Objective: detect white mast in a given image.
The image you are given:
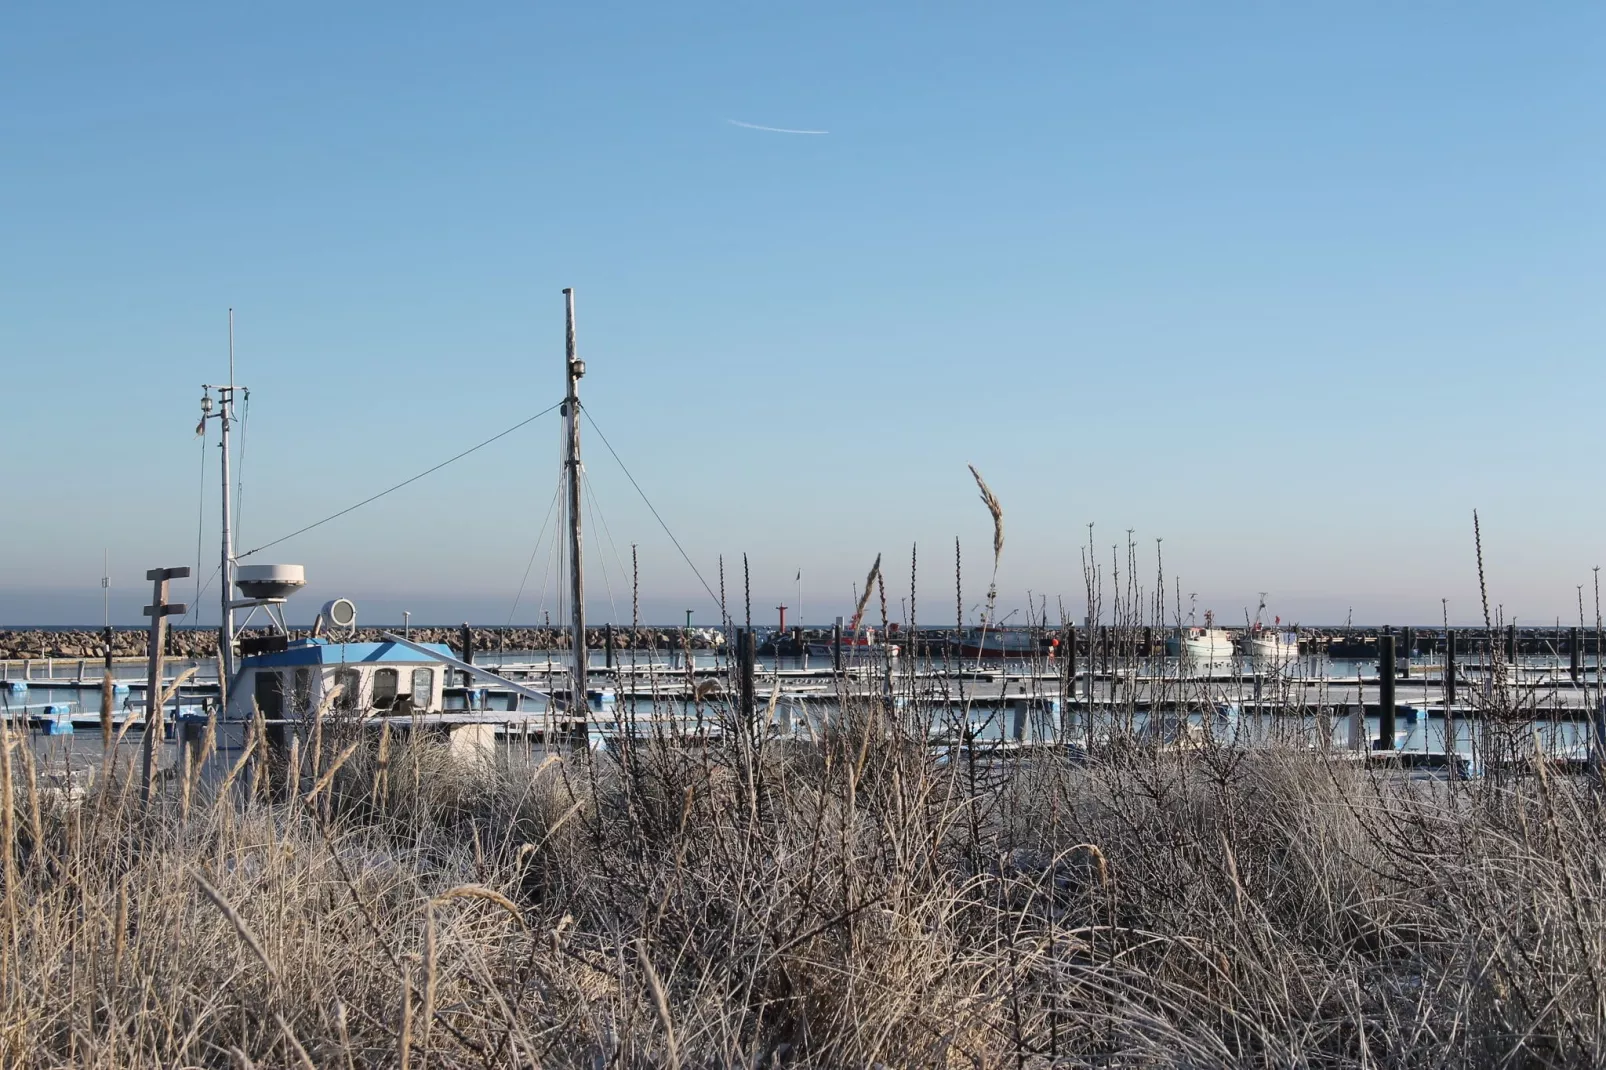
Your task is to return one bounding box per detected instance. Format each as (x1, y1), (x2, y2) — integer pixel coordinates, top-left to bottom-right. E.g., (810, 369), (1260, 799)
(218, 310), (238, 689)
(563, 288), (587, 708)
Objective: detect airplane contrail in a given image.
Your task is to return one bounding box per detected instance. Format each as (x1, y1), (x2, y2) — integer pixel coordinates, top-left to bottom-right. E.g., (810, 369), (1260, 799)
(726, 118), (829, 135)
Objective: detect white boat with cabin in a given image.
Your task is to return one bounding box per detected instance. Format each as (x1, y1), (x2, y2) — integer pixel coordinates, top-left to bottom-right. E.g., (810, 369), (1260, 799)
(204, 292), (612, 739)
(1241, 624), (1298, 665)
(1166, 626), (1236, 664)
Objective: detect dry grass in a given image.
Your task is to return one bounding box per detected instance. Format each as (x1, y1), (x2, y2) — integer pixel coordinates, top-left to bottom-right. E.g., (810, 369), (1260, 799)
(4, 697), (1606, 1068)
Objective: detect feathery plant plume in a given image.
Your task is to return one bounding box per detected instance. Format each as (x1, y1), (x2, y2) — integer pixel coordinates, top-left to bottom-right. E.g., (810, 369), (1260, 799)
(1474, 509), (1492, 631)
(967, 465), (1005, 647)
(967, 464), (1004, 569)
(851, 554), (882, 633)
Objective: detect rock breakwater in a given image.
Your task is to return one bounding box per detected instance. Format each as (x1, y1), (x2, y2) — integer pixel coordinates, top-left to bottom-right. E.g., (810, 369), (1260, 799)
(0, 626), (729, 661)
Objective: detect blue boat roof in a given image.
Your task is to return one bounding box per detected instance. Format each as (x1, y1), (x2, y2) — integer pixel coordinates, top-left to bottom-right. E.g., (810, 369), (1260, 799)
(241, 638), (454, 668)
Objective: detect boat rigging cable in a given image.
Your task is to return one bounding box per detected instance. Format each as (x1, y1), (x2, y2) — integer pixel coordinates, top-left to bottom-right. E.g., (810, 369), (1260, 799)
(505, 455), (566, 625)
(234, 387), (250, 549)
(186, 418), (209, 624)
(236, 400), (563, 560)
(582, 409), (722, 611)
(581, 467), (624, 627)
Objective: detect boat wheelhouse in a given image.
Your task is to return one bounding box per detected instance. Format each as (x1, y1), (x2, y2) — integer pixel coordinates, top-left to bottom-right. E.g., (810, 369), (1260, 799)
(225, 637), (454, 721)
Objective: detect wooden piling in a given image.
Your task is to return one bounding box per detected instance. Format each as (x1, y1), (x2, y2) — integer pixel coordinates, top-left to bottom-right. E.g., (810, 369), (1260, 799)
(1376, 628), (1396, 751)
(1400, 625), (1412, 679)
(1570, 626), (1581, 682)
(101, 624), (114, 749)
(1063, 622), (1076, 696)
(1593, 697), (1606, 780)
(739, 629), (756, 724)
(1444, 629), (1457, 775)
(1444, 628), (1457, 706)
(142, 566), (189, 803)
(832, 621), (843, 673)
(604, 622), (614, 670)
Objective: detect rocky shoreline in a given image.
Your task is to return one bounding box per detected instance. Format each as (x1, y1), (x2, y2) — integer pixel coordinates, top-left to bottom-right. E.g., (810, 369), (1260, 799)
(0, 626), (733, 661)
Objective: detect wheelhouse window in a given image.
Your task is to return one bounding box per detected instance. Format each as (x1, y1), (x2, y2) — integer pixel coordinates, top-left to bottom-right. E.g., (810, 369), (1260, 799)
(372, 668), (399, 710)
(254, 670), (285, 719)
(292, 668), (314, 714)
(333, 668), (362, 712)
(410, 668), (434, 710)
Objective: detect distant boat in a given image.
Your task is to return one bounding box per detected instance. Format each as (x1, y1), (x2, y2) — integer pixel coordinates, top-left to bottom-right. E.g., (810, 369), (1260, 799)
(1240, 623), (1298, 664)
(949, 627), (1059, 659)
(1166, 627), (1235, 663)
(806, 626), (899, 659)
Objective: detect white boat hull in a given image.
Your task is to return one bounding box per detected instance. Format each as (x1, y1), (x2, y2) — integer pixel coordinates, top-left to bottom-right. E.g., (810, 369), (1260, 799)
(1243, 634), (1298, 664)
(1166, 631), (1236, 662)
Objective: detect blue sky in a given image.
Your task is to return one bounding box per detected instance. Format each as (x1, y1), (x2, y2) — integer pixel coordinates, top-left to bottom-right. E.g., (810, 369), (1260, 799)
(2, 2), (1603, 627)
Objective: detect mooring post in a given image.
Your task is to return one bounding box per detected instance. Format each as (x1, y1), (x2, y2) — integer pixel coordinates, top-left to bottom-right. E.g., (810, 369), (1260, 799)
(832, 618), (843, 673)
(604, 622), (614, 671)
(1400, 625), (1413, 680)
(101, 624), (115, 748)
(739, 628), (756, 725)
(1083, 618), (1095, 701)
(1570, 626), (1581, 682)
(1444, 628), (1457, 705)
(1100, 625), (1110, 677)
(1505, 624), (1517, 661)
(1376, 626), (1396, 751)
(142, 566), (190, 803)
(1593, 696), (1606, 781)
(1064, 623), (1076, 697)
(459, 622), (474, 687)
(1443, 629), (1458, 773)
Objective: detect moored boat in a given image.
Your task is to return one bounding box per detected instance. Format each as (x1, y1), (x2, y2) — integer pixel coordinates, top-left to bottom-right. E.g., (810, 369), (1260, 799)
(1166, 626), (1236, 663)
(949, 627), (1059, 659)
(806, 626), (899, 660)
(1240, 623), (1298, 664)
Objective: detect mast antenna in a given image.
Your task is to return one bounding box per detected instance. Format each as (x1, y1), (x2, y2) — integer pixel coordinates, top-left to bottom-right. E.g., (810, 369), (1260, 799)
(563, 288), (587, 711)
(207, 309), (240, 692)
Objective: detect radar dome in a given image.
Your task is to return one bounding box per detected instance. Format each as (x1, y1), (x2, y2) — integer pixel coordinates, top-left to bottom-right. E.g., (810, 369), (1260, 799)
(235, 564), (306, 600)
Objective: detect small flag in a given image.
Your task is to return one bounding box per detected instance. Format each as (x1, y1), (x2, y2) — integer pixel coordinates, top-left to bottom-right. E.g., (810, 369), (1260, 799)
(194, 418), (206, 437)
(795, 570), (801, 582)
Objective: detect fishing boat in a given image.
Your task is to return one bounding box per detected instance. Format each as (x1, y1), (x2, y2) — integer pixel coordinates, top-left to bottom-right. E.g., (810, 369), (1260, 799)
(1166, 612), (1235, 664)
(949, 627), (1059, 659)
(805, 627), (899, 660)
(210, 292), (611, 731)
(805, 613), (899, 659)
(1240, 622), (1298, 665)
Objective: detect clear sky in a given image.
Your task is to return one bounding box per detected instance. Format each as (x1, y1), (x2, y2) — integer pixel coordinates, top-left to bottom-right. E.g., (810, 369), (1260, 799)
(2, 2), (1603, 628)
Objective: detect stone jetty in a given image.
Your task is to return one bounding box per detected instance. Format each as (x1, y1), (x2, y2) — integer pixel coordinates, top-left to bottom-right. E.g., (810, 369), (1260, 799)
(0, 626), (729, 661)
